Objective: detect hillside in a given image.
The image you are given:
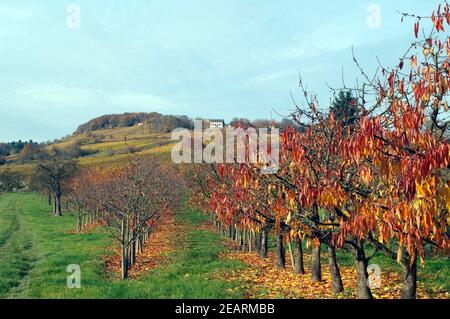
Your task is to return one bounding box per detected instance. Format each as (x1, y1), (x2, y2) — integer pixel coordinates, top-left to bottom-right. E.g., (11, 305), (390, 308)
(0, 122), (179, 175)
(74, 112), (193, 134)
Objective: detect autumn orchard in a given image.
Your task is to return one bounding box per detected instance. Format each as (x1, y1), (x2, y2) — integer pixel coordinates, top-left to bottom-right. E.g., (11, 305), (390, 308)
(2, 2), (446, 300)
(67, 157), (181, 279)
(189, 3), (450, 299)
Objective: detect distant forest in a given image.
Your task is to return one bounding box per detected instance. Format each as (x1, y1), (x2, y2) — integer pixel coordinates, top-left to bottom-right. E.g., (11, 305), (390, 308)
(0, 140), (38, 157)
(74, 112), (303, 135)
(75, 112), (194, 134)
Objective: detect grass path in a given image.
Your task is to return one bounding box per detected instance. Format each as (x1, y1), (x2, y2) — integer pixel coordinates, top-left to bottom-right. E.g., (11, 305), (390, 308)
(0, 197), (35, 297)
(0, 193), (244, 299)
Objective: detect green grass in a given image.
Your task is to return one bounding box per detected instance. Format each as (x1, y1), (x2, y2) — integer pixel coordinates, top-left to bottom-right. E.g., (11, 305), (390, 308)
(276, 235), (449, 295)
(333, 246), (449, 294)
(292, 242), (449, 295)
(0, 192), (447, 299)
(0, 198), (34, 296)
(0, 193), (244, 299)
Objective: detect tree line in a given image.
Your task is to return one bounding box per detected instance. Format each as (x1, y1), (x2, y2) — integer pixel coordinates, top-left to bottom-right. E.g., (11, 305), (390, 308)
(65, 157), (182, 279)
(75, 112), (194, 134)
(23, 152), (182, 279)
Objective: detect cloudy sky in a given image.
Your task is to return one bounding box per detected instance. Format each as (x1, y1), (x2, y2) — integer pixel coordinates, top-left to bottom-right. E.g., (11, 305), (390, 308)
(0, 0), (442, 141)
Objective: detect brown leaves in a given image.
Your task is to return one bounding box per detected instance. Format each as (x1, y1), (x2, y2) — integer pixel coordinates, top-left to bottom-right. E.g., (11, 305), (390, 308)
(414, 20), (420, 38)
(431, 6), (445, 32)
(411, 55), (417, 69)
(388, 70), (395, 93)
(217, 246), (447, 299)
(105, 213), (178, 279)
(360, 166), (372, 187)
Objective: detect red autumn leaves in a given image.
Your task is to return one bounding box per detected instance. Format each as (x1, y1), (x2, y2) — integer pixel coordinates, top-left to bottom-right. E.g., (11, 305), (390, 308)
(191, 3), (450, 299)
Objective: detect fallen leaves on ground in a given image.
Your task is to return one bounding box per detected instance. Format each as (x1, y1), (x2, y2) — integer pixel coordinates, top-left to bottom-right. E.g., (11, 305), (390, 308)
(211, 226), (448, 299)
(105, 213), (179, 279)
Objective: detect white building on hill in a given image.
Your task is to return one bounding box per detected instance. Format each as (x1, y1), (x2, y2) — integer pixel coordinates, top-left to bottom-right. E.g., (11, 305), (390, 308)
(209, 119), (225, 129)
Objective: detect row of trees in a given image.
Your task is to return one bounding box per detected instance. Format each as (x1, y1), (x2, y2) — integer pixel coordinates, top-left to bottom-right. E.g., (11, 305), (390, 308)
(0, 157), (77, 213)
(0, 141), (96, 167)
(28, 153), (182, 279)
(228, 118), (302, 130)
(66, 157), (182, 279)
(0, 170), (24, 192)
(30, 158), (79, 216)
(189, 3), (450, 299)
(0, 140), (38, 157)
(10, 140), (181, 279)
(1, 135), (182, 281)
(0, 140), (42, 165)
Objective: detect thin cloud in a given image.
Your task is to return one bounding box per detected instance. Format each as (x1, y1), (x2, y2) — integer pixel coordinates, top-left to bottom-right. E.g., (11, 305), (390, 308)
(107, 92), (173, 110)
(0, 84), (172, 111)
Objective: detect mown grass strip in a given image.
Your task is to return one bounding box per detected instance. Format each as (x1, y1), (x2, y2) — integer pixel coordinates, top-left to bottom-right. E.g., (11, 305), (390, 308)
(0, 193), (245, 299)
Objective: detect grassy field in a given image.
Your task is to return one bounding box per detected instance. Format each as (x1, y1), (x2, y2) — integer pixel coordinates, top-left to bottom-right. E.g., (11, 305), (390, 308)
(0, 193), (447, 299)
(0, 193), (244, 299)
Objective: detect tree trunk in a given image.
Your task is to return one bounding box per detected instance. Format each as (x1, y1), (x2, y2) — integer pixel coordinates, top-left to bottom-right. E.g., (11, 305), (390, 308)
(259, 228), (269, 258)
(121, 218), (129, 280)
(401, 252), (417, 299)
(293, 234), (305, 274)
(48, 193), (52, 205)
(121, 243), (129, 279)
(136, 235), (141, 254)
(287, 237), (295, 271)
(54, 193), (62, 216)
(328, 244), (344, 293)
(276, 232), (286, 268)
(353, 241), (373, 299)
(311, 243), (322, 282)
(310, 203), (321, 281)
(138, 234), (144, 254)
(255, 230), (261, 253)
(130, 236), (136, 266)
(77, 215), (82, 233)
(355, 258), (372, 299)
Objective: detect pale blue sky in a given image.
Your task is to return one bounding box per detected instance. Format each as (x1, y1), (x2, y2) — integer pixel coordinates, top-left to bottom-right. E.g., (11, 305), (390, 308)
(0, 0), (442, 142)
